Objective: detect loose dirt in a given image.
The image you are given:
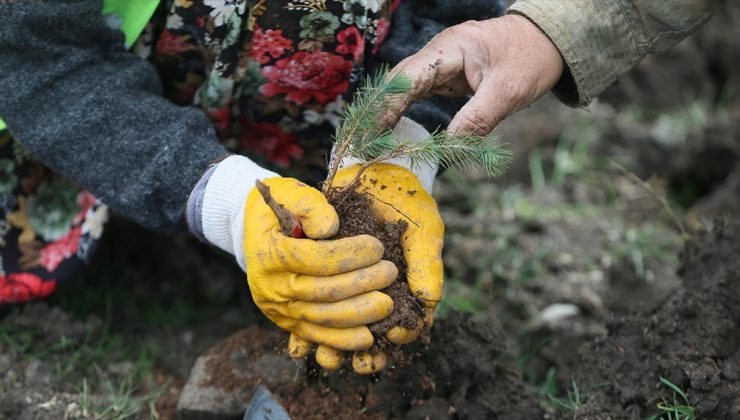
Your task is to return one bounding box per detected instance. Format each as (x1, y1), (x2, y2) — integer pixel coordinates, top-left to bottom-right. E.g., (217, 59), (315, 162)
(262, 312), (542, 419)
(566, 219), (740, 418)
(188, 220), (739, 419)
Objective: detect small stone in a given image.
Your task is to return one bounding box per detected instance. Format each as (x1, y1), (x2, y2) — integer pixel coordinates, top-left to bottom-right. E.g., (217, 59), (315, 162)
(24, 360), (54, 387)
(557, 252), (574, 266)
(252, 354), (299, 389)
(64, 402), (83, 419)
(181, 330), (195, 346)
(177, 328), (300, 420)
(37, 396), (58, 410)
(0, 355), (12, 373)
(538, 303), (580, 327)
(177, 354), (252, 420)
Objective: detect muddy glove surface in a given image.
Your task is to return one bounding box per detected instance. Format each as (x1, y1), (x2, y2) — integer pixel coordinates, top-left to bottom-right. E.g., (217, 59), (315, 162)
(333, 162), (445, 373)
(244, 177), (397, 352)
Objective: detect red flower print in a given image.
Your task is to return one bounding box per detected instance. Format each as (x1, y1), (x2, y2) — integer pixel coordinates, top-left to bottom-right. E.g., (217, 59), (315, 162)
(391, 0), (401, 12)
(0, 273), (57, 304)
(156, 28), (193, 56)
(73, 191), (97, 225)
(373, 18), (390, 54)
(40, 226), (82, 272)
(207, 107), (232, 132)
(336, 26), (365, 61)
(240, 122), (303, 167)
(249, 25), (293, 65)
(260, 51), (353, 105)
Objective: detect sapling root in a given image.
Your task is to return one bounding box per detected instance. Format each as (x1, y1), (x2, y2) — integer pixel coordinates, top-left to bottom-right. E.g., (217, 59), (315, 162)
(255, 180), (304, 238)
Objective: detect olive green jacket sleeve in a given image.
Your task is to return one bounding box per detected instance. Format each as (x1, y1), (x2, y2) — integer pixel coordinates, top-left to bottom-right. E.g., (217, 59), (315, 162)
(507, 0), (726, 106)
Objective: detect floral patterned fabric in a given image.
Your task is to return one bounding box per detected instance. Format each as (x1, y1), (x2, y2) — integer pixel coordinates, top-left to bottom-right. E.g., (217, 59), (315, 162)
(0, 131), (108, 303)
(0, 0), (396, 304)
(153, 0), (397, 184)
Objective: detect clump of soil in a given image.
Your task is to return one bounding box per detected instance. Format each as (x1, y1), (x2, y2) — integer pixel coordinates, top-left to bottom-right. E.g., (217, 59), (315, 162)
(568, 219), (740, 418)
(328, 187), (426, 355)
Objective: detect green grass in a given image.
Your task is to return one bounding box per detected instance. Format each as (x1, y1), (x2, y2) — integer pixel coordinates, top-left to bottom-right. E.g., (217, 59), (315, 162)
(545, 377), (585, 412)
(79, 371), (168, 420)
(0, 318), (162, 419)
(516, 335), (549, 381)
(645, 376), (695, 420)
(438, 220), (550, 317)
(539, 371), (610, 414)
(612, 224), (681, 278)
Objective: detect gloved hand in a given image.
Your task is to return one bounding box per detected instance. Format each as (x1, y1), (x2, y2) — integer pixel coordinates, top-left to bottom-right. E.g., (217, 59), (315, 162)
(331, 162), (445, 373)
(243, 177), (399, 357)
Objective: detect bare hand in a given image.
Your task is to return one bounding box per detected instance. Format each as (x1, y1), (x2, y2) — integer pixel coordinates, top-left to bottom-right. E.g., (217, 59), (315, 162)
(383, 15), (564, 136)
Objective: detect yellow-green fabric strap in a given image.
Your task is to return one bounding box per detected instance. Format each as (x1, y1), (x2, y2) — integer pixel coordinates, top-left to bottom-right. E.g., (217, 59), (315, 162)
(102, 0), (160, 49)
(0, 0), (160, 133)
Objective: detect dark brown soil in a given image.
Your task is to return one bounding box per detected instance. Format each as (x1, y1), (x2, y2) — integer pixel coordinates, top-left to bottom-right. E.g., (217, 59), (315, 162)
(264, 220), (740, 420)
(201, 326), (283, 392)
(566, 219), (740, 418)
(269, 312), (543, 419)
(328, 187), (425, 355)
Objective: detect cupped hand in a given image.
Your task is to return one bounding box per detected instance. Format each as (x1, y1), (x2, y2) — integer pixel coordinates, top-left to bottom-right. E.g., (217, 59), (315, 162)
(243, 177), (398, 357)
(332, 163), (445, 374)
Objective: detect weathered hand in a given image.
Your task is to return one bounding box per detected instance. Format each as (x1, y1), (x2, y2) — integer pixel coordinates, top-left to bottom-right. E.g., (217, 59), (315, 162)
(382, 14), (564, 136)
(243, 177), (397, 358)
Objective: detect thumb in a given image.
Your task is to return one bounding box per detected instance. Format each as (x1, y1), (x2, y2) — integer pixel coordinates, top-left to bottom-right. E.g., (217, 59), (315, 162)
(380, 46), (464, 131)
(259, 178), (339, 239)
(447, 77), (510, 136)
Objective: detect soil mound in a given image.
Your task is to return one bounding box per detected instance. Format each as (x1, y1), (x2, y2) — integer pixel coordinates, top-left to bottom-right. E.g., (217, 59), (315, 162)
(572, 220), (740, 418)
(273, 312), (542, 419)
(180, 312), (543, 419)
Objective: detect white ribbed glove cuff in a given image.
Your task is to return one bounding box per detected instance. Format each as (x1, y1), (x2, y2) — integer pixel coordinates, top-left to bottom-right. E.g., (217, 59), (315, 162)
(189, 155), (277, 271)
(338, 117), (437, 192)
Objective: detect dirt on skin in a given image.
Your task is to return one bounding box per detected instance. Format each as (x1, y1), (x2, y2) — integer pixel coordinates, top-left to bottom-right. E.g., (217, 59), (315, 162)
(328, 187), (426, 356)
(567, 219), (740, 419)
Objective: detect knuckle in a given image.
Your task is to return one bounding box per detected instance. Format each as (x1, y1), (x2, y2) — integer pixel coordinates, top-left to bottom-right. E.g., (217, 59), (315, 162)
(457, 111), (494, 134)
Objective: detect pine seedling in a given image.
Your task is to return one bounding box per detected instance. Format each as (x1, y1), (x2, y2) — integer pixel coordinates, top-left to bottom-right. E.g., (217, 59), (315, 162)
(322, 67), (512, 196)
(257, 68), (512, 237)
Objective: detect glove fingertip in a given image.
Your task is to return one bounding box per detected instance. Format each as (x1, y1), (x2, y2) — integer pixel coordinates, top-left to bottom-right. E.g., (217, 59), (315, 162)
(316, 345), (343, 371)
(352, 351), (387, 374)
(288, 333), (313, 359)
(387, 320), (423, 345)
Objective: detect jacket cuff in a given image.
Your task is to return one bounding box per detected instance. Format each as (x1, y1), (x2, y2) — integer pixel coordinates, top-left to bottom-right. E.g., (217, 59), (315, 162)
(507, 0), (645, 107)
(187, 155), (277, 271)
(338, 117), (437, 192)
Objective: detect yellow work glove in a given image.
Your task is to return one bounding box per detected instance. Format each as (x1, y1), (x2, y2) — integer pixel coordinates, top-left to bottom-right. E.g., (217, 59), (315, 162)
(332, 162), (445, 373)
(243, 177), (398, 359)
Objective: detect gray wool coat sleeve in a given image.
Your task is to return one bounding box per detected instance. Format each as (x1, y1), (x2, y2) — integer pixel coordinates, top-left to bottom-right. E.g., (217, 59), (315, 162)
(0, 0), (229, 233)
